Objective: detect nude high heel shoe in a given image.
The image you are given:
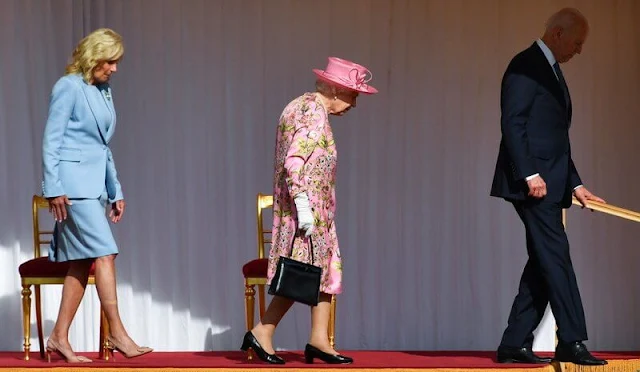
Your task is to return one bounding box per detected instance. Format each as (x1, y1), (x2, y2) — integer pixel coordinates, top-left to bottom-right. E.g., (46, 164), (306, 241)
(105, 336), (153, 360)
(45, 339), (92, 363)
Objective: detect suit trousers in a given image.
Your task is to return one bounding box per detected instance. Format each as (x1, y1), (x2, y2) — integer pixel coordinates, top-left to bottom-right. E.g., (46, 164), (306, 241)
(500, 199), (588, 347)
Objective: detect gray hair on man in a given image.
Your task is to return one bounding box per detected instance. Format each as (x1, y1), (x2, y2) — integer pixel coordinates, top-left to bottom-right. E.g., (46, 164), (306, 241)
(545, 7), (588, 32)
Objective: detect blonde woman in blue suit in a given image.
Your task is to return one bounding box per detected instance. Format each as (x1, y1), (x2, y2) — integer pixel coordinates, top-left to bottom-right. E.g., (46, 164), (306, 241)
(42, 28), (152, 363)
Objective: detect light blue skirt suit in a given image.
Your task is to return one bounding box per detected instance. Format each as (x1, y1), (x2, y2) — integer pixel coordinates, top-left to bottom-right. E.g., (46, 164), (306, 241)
(42, 73), (123, 262)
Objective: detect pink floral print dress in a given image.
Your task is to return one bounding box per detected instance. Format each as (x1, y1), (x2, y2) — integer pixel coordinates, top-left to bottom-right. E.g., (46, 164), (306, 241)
(267, 92), (342, 295)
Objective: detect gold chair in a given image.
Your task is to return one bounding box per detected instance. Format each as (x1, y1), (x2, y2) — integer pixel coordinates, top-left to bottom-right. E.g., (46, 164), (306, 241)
(18, 195), (109, 361)
(242, 193), (337, 358)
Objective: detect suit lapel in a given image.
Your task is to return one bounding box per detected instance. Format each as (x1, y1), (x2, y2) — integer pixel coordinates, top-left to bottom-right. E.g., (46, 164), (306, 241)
(529, 43), (567, 109)
(80, 83), (108, 144)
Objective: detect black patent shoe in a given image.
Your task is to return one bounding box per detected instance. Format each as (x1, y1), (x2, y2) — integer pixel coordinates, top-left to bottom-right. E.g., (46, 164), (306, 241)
(555, 341), (607, 366)
(496, 345), (552, 364)
(304, 344), (353, 364)
(240, 331), (285, 364)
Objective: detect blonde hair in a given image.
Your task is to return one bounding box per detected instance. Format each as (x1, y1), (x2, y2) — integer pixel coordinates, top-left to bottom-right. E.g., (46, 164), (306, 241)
(65, 28), (124, 82)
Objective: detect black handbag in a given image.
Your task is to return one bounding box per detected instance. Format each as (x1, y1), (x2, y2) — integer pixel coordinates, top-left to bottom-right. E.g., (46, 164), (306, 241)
(268, 236), (321, 306)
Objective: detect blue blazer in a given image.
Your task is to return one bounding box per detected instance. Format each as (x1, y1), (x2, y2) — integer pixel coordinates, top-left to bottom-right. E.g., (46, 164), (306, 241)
(42, 74), (123, 203)
(490, 43), (582, 208)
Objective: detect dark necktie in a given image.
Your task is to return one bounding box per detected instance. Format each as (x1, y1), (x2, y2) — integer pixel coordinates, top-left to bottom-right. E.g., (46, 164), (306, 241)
(553, 62), (571, 117)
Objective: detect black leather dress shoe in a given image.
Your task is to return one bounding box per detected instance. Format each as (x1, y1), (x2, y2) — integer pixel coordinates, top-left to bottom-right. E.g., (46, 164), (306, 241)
(555, 341), (607, 365)
(304, 344), (353, 364)
(240, 331), (285, 364)
(497, 345), (552, 364)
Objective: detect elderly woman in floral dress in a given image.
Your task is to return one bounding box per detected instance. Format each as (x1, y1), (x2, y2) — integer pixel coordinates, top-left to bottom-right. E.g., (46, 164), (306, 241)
(240, 57), (377, 365)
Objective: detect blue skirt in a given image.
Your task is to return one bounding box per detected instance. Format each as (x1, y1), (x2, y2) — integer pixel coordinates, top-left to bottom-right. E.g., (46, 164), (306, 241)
(48, 192), (119, 262)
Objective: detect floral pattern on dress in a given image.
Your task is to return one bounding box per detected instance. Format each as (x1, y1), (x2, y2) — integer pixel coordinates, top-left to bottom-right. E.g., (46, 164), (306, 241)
(267, 93), (342, 295)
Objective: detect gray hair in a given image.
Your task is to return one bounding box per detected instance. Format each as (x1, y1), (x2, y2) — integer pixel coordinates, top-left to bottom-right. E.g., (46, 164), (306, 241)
(315, 78), (352, 97)
(545, 8), (588, 33)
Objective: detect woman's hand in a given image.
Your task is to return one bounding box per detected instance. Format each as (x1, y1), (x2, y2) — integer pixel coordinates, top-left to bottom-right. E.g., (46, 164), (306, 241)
(109, 199), (126, 223)
(294, 193), (315, 237)
(48, 195), (72, 222)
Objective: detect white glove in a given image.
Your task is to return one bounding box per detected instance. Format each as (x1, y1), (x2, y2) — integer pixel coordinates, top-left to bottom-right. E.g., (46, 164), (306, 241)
(294, 192), (315, 237)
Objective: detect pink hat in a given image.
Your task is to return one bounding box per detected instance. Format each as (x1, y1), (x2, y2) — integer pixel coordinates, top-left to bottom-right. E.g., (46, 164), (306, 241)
(313, 57), (378, 94)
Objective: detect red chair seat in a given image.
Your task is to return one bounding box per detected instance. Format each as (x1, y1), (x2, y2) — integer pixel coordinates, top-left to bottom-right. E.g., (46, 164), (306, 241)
(19, 257), (96, 278)
(242, 258), (268, 278)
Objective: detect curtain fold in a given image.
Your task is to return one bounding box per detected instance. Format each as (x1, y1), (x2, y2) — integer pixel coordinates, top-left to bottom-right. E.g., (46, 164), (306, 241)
(0, 0), (639, 352)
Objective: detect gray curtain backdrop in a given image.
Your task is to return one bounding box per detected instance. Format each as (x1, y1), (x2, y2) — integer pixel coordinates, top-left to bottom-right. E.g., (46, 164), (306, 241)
(0, 0), (638, 352)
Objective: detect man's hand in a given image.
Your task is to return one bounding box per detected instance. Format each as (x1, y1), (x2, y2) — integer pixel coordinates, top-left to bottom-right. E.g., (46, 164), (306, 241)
(109, 199), (126, 223)
(48, 195), (72, 222)
(526, 175), (547, 198)
(574, 187), (605, 208)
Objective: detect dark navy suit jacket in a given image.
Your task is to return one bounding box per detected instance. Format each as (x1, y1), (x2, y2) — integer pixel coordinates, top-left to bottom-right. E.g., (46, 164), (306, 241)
(490, 42), (582, 208)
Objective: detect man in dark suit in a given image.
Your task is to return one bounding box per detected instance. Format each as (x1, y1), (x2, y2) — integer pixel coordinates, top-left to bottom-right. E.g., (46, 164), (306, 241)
(490, 8), (606, 366)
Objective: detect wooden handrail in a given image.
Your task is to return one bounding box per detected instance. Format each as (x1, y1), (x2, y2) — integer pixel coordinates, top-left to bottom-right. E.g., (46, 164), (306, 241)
(571, 197), (640, 223)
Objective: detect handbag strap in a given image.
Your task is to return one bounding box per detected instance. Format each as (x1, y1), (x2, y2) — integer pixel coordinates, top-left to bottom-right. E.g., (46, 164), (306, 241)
(292, 232), (314, 265)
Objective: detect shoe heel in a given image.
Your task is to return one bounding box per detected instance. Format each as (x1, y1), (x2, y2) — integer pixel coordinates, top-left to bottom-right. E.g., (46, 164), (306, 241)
(46, 349), (51, 363)
(305, 355), (314, 364)
(240, 337), (251, 352)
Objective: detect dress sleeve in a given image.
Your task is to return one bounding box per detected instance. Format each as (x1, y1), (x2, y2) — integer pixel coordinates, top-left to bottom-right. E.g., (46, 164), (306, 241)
(42, 77), (77, 197)
(284, 101), (326, 197)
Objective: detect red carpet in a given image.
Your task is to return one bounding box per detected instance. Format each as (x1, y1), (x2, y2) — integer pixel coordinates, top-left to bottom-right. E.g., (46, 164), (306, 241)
(0, 351), (638, 371)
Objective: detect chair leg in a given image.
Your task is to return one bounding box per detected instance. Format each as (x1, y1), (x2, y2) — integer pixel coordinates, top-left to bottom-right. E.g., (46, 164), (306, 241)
(21, 284), (32, 361)
(329, 295), (336, 349)
(244, 283), (256, 361)
(99, 309), (111, 360)
(99, 309), (104, 360)
(257, 284), (266, 319)
(35, 285), (44, 359)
